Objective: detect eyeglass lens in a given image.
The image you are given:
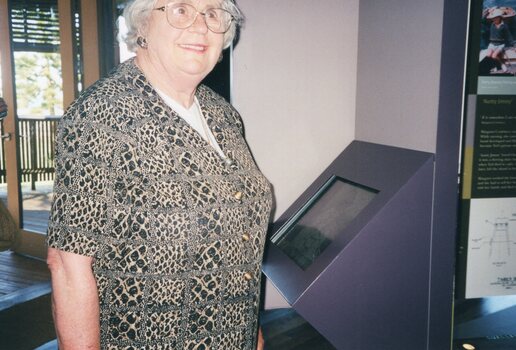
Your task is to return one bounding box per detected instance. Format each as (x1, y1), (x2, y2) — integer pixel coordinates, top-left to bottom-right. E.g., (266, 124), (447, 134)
(166, 3), (232, 33)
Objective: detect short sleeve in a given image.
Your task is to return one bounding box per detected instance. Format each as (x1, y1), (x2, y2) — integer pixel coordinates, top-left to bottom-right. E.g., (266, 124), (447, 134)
(46, 100), (115, 257)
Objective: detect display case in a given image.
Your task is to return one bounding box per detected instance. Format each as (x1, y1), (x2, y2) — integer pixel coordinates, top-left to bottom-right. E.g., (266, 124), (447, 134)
(263, 140), (435, 349)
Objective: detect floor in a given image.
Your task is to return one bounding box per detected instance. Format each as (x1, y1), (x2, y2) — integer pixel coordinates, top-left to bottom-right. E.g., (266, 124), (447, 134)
(261, 309), (335, 349)
(1, 251), (516, 349)
(0, 294), (55, 350)
(453, 297), (516, 350)
(262, 302), (516, 350)
(0, 250), (50, 311)
(0, 251), (53, 350)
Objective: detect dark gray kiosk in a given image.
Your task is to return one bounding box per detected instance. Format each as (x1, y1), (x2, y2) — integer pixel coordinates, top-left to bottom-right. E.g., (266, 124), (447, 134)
(263, 140), (435, 350)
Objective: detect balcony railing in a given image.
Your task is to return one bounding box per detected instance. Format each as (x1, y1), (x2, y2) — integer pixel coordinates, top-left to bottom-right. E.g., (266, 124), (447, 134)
(0, 116), (59, 188)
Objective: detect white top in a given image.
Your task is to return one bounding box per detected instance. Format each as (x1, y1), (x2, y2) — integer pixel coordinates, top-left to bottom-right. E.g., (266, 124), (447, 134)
(155, 88), (226, 158)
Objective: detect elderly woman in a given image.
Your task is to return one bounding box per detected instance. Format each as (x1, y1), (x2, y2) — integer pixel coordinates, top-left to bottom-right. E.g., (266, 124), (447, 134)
(46, 0), (272, 349)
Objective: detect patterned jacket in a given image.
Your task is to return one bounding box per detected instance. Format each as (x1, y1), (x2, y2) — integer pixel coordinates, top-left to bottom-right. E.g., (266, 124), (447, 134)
(47, 58), (273, 349)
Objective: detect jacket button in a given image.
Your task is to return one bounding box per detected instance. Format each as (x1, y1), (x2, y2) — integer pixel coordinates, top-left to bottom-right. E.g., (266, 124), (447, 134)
(242, 233), (250, 242)
(233, 191), (243, 200)
(244, 272), (253, 281)
(225, 158), (234, 166)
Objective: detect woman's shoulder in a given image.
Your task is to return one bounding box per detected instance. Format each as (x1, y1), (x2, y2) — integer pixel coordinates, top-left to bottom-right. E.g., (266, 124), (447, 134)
(197, 84), (244, 132)
(74, 61), (136, 105)
(196, 84), (241, 119)
(197, 85), (232, 107)
(61, 60), (144, 124)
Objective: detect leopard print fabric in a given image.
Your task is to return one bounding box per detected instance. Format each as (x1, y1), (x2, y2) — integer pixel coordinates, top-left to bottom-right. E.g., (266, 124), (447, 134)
(47, 58), (273, 349)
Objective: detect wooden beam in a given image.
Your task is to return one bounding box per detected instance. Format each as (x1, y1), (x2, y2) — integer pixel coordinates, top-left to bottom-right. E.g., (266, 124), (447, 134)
(0, 0), (22, 228)
(58, 0), (75, 109)
(81, 0), (100, 88)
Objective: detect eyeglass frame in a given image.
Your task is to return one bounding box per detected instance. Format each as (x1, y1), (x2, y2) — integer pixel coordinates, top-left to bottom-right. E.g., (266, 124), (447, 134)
(153, 2), (235, 34)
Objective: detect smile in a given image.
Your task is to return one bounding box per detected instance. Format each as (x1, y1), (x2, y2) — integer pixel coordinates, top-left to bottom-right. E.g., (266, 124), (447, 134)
(179, 44), (208, 53)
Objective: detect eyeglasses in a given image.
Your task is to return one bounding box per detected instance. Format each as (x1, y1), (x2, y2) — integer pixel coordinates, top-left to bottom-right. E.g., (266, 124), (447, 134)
(154, 2), (234, 34)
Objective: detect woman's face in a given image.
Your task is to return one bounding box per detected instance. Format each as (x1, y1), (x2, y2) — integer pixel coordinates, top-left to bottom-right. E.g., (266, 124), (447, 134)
(143, 0), (225, 82)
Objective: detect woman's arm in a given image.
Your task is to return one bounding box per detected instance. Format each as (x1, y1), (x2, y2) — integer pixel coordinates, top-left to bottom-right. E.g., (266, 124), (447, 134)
(257, 326), (264, 350)
(47, 247), (100, 350)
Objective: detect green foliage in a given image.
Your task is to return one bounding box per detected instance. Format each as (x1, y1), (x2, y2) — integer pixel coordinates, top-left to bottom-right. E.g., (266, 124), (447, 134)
(14, 52), (63, 116)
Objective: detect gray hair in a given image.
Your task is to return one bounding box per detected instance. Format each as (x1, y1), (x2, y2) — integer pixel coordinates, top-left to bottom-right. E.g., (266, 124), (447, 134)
(122, 0), (244, 52)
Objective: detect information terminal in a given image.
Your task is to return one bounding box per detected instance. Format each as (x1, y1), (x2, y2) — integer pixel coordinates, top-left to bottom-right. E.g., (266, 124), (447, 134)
(263, 140), (435, 350)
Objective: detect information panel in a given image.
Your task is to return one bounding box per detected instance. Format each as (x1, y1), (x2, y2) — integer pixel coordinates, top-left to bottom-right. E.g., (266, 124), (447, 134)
(459, 0), (516, 298)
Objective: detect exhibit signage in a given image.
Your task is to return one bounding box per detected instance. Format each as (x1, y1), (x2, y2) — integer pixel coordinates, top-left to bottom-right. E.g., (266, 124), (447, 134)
(459, 0), (516, 298)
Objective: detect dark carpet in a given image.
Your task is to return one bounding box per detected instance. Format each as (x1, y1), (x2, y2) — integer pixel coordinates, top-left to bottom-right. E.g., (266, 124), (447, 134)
(0, 293), (55, 350)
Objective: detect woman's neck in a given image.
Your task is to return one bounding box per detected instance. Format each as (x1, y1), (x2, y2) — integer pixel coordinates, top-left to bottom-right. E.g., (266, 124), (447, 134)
(135, 53), (199, 108)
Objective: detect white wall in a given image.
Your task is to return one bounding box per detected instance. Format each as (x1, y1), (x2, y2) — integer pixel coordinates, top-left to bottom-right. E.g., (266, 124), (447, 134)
(232, 0), (360, 308)
(355, 0), (445, 153)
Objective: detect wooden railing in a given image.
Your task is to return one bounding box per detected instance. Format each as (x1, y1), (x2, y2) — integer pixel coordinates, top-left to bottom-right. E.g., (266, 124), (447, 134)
(0, 116), (59, 188)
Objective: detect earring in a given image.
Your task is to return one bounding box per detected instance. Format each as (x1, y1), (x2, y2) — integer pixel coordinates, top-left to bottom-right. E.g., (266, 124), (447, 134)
(137, 36), (148, 49)
(217, 53), (223, 63)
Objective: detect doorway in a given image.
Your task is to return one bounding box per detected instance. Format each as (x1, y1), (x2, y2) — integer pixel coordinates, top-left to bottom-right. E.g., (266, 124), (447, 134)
(0, 0), (101, 259)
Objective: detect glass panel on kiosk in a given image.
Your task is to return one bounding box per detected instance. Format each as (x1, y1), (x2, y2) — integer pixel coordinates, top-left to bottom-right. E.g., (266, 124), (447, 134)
(271, 176), (378, 270)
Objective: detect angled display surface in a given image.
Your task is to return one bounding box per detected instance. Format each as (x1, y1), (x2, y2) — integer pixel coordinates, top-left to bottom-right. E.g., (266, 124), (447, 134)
(263, 140), (435, 349)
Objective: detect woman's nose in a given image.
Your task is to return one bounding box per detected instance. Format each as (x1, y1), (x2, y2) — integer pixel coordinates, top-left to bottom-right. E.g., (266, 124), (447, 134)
(189, 12), (209, 34)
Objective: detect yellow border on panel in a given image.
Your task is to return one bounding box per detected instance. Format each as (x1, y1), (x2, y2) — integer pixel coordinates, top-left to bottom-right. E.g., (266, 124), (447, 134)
(462, 146), (474, 199)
